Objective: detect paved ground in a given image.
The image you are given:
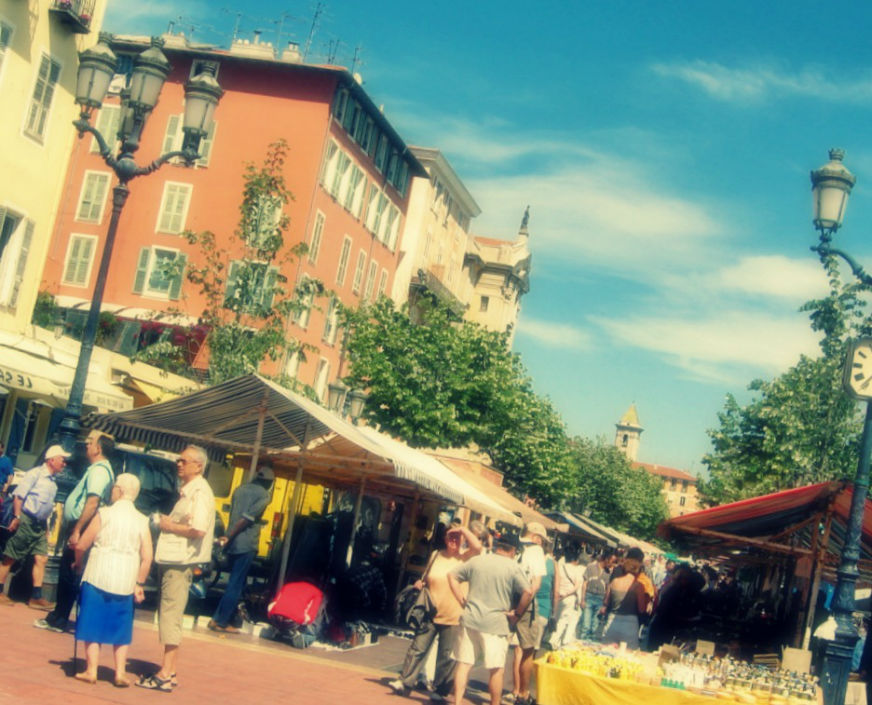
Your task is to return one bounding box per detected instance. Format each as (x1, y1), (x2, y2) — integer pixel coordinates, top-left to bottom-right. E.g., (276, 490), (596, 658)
(0, 600), (507, 704)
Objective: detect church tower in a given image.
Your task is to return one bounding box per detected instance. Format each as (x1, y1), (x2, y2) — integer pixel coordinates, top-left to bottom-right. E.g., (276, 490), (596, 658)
(615, 404), (643, 462)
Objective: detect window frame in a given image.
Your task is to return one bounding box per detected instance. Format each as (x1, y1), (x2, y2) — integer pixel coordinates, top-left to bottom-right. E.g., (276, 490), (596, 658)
(155, 181), (193, 234)
(335, 235), (352, 286)
(308, 210), (326, 264)
(61, 233), (98, 287)
(23, 52), (62, 143)
(75, 170), (112, 224)
(0, 19), (15, 89)
(351, 249), (367, 295)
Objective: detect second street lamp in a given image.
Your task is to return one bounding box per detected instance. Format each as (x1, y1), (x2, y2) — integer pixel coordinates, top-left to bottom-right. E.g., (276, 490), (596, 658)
(809, 148), (871, 705)
(55, 34), (223, 456)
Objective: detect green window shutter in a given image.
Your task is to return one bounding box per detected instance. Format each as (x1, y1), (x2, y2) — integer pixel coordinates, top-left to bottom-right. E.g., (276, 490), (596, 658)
(168, 253), (186, 300)
(133, 247), (150, 294)
(263, 266), (278, 309)
(224, 260), (240, 306)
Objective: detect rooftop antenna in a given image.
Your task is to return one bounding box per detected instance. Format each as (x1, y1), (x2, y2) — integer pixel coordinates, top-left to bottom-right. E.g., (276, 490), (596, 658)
(350, 44), (363, 75)
(325, 37), (340, 64)
(274, 10), (298, 48)
(303, 0), (324, 60)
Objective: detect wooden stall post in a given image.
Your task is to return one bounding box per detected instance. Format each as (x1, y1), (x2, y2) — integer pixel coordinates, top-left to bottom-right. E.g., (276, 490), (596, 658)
(246, 390), (269, 481)
(276, 462), (304, 592)
(803, 510), (834, 649)
(346, 475), (367, 567)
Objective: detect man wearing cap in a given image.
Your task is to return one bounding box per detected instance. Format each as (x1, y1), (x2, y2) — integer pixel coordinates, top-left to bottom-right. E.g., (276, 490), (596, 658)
(0, 445), (70, 608)
(513, 521), (549, 705)
(207, 464), (273, 633)
(449, 532), (532, 705)
(36, 430), (115, 633)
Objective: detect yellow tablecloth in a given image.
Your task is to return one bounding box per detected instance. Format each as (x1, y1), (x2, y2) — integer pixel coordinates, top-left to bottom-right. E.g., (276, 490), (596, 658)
(536, 659), (718, 705)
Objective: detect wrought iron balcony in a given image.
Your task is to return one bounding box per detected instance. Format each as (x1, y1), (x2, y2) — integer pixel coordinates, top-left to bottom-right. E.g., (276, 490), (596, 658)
(49, 0), (94, 34)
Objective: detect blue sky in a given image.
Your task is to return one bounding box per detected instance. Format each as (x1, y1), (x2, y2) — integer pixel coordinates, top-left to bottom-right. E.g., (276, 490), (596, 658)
(104, 1), (872, 474)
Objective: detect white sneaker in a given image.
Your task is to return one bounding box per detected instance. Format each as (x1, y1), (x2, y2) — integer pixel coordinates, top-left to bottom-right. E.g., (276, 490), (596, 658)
(388, 679), (409, 695)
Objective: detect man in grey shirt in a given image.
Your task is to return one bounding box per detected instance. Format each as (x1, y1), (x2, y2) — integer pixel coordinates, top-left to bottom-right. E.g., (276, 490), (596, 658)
(207, 465), (273, 633)
(448, 533), (533, 705)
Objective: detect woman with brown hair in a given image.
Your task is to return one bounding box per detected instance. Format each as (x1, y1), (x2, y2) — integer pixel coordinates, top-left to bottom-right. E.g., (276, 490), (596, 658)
(600, 547), (651, 649)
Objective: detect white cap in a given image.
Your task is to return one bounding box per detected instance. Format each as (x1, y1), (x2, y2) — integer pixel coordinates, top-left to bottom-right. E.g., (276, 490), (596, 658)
(45, 445), (72, 460)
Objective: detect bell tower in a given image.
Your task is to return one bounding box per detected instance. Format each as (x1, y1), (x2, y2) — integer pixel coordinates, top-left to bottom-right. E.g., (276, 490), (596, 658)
(615, 404), (643, 462)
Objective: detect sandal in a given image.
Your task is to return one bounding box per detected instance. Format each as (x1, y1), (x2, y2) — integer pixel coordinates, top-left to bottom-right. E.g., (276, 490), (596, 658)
(136, 673), (173, 692)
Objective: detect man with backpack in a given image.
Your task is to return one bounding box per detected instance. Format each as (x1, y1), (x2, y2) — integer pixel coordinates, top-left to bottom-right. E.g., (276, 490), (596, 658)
(0, 445), (70, 607)
(35, 430), (115, 633)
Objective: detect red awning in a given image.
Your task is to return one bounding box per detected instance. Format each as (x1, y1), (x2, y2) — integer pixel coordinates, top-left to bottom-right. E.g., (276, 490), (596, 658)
(658, 481), (872, 566)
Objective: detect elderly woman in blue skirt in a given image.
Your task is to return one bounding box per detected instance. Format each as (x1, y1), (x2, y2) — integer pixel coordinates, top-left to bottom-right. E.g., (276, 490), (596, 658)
(73, 473), (153, 686)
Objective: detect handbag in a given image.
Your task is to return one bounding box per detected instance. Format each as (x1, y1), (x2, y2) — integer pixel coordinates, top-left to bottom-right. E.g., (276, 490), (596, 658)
(400, 550), (439, 632)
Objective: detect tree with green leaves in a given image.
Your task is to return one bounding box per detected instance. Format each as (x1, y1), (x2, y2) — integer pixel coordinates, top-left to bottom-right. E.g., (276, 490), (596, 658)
(136, 140), (322, 386)
(565, 436), (668, 538)
(339, 296), (574, 504)
(699, 257), (865, 505)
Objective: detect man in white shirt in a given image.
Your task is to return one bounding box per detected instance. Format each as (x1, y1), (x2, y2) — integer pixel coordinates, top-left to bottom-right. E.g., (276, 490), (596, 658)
(137, 445), (214, 693)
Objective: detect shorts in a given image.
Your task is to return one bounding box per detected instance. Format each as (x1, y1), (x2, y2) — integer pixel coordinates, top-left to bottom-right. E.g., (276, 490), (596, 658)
(3, 514), (48, 562)
(452, 625), (509, 670)
(515, 605), (547, 650)
(158, 565), (193, 646)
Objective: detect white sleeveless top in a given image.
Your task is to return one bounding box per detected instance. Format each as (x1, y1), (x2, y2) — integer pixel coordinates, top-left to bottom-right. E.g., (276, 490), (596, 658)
(82, 499), (148, 596)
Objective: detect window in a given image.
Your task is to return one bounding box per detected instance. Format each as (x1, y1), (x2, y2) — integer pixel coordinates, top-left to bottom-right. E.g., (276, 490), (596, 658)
(156, 182), (192, 234)
(24, 54), (61, 141)
(0, 209), (34, 309)
(75, 171), (111, 223)
(133, 246), (186, 299)
(335, 236), (352, 286)
(681, 480), (688, 493)
(679, 496), (686, 507)
(344, 165), (366, 217)
(385, 149), (398, 184)
(363, 260), (378, 300)
(91, 104), (120, 153)
(62, 234), (97, 287)
(621, 434), (628, 447)
(0, 21), (12, 79)
(321, 140), (339, 187)
(290, 276), (314, 329)
(332, 87), (349, 123)
(322, 296), (339, 345)
(314, 358), (330, 401)
(247, 194), (282, 248)
(480, 296), (489, 312)
(382, 204), (400, 250)
(308, 211), (325, 264)
(162, 114), (216, 167)
(285, 351), (300, 379)
(374, 134), (389, 172)
(330, 151), (351, 200)
(394, 161), (410, 197)
(224, 260), (277, 312)
(366, 187), (388, 238)
(357, 117), (375, 153)
(351, 250), (367, 295)
(377, 269), (388, 298)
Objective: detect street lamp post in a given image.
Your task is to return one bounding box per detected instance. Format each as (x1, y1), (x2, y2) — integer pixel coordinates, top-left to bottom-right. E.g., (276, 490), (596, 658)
(54, 33), (222, 454)
(809, 148), (870, 705)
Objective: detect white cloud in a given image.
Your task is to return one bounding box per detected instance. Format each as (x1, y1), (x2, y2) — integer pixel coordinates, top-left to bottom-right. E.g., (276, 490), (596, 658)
(594, 310), (821, 383)
(516, 317), (592, 350)
(652, 61), (872, 104)
(105, 0), (205, 29)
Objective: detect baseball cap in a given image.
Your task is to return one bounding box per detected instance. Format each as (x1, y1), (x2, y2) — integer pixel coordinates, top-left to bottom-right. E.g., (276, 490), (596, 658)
(44, 445), (72, 460)
(255, 465), (275, 482)
(524, 521), (547, 540)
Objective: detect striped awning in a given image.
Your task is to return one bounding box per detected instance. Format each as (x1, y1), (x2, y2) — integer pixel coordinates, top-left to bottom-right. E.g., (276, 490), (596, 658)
(84, 374), (515, 517)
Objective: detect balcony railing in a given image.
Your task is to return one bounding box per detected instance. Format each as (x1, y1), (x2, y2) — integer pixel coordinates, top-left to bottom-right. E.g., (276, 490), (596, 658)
(49, 0), (94, 33)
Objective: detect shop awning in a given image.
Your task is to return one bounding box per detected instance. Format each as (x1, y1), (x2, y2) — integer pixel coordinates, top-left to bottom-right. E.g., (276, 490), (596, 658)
(433, 453), (563, 532)
(658, 481), (872, 567)
(0, 335), (132, 412)
(85, 373), (516, 519)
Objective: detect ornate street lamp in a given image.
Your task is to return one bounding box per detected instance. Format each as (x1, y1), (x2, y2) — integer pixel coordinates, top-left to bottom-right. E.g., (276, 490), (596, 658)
(55, 33), (222, 455)
(809, 149), (870, 705)
(347, 389), (368, 423)
(327, 380), (348, 413)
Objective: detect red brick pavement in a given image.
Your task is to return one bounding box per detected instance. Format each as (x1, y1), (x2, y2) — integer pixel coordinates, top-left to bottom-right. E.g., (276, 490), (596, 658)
(0, 601), (448, 705)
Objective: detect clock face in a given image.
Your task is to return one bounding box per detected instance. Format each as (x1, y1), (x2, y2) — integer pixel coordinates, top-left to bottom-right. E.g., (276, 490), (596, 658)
(845, 338), (872, 400)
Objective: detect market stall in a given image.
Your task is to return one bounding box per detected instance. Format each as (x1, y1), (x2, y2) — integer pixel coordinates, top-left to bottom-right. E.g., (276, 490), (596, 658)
(658, 481), (872, 650)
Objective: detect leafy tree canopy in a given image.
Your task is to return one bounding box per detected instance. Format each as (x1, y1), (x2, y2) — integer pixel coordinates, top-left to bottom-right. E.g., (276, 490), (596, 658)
(700, 257), (865, 505)
(136, 140), (322, 388)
